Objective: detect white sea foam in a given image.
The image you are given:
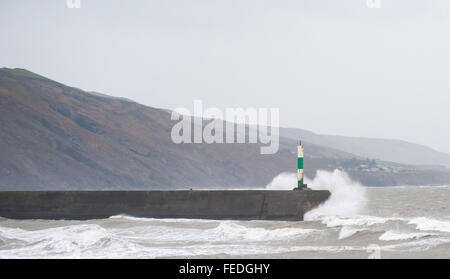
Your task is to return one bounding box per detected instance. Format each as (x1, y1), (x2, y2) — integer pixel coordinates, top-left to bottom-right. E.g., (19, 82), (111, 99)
(305, 170), (367, 219)
(0, 224), (123, 258)
(380, 237), (450, 253)
(265, 172), (297, 190)
(114, 221), (317, 243)
(409, 217), (450, 233)
(338, 227), (368, 239)
(321, 215), (404, 228)
(109, 215), (214, 223)
(266, 170), (367, 219)
(205, 222), (317, 242)
(379, 230), (434, 241)
(0, 221), (318, 258)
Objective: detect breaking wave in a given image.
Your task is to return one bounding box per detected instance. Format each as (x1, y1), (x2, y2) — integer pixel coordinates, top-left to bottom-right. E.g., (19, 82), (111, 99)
(0, 219), (320, 258)
(266, 169), (367, 219)
(306, 170), (367, 219)
(409, 217), (450, 233)
(379, 230), (435, 241)
(338, 227), (368, 240)
(320, 215), (405, 228)
(204, 222), (317, 242)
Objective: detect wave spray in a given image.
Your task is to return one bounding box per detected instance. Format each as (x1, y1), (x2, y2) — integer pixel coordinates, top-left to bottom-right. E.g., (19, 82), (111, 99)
(266, 169), (367, 219)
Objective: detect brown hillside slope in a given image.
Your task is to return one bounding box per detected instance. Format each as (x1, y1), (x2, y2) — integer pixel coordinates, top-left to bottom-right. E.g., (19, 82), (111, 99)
(1, 68), (450, 188)
(0, 69), (296, 189)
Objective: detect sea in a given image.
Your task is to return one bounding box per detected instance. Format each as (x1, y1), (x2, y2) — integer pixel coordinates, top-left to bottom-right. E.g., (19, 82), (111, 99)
(0, 170), (449, 259)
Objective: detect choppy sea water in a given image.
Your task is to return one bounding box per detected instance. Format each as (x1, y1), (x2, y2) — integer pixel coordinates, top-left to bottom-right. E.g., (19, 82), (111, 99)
(0, 171), (449, 259)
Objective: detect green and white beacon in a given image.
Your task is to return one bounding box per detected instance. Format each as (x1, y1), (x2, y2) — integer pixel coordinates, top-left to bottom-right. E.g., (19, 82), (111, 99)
(296, 140), (308, 190)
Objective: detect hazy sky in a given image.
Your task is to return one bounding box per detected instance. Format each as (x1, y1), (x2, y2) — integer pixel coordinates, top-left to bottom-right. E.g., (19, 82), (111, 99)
(1, 0), (450, 153)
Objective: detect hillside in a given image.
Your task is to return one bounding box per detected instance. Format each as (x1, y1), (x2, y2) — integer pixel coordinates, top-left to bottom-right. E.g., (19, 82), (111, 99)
(280, 128), (450, 169)
(1, 68), (450, 188)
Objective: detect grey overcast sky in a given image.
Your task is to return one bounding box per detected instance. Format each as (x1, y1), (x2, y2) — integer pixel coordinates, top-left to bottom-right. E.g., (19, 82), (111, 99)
(1, 0), (450, 153)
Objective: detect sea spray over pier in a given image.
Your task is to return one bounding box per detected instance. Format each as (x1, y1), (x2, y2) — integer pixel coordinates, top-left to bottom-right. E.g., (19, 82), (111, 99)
(266, 169), (367, 218)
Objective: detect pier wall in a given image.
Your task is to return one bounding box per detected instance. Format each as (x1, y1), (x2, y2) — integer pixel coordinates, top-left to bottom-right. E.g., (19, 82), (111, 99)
(0, 190), (330, 221)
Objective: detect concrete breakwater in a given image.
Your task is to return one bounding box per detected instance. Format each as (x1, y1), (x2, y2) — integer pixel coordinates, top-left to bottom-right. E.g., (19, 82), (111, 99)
(0, 190), (330, 221)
